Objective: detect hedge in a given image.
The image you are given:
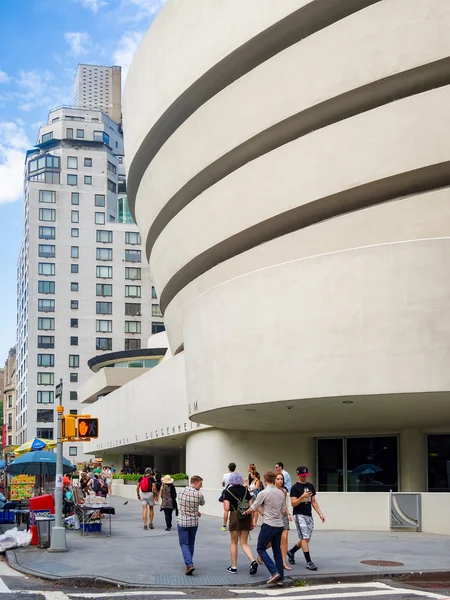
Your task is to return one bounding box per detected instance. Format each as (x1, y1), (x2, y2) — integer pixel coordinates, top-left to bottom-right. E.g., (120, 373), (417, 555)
(113, 473), (188, 481)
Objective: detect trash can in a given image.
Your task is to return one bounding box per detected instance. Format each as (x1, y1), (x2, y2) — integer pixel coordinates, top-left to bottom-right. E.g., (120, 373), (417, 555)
(35, 515), (55, 549)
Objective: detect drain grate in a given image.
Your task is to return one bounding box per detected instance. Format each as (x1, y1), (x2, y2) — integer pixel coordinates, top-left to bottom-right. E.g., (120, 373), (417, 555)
(361, 560), (404, 567)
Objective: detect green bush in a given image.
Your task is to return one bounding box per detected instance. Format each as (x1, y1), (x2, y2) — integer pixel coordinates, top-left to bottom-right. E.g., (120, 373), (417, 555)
(113, 472), (188, 481)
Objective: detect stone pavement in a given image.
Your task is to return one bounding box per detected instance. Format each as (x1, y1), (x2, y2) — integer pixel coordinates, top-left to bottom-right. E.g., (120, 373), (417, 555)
(5, 496), (450, 587)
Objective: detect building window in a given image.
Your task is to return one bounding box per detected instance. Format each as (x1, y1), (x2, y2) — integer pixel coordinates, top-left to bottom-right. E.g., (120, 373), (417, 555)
(77, 129), (84, 139)
(38, 299), (55, 312)
(125, 338), (141, 350)
(93, 130), (103, 142)
(107, 179), (116, 193)
(38, 336), (54, 349)
(96, 319), (112, 333)
(97, 230), (112, 243)
(95, 212), (105, 225)
(96, 301), (112, 315)
(69, 355), (80, 368)
(37, 427), (54, 438)
(96, 337), (112, 351)
(84, 157), (92, 167)
(42, 132), (53, 143)
(118, 156), (123, 164)
(125, 321), (141, 334)
(152, 304), (163, 317)
(67, 156), (78, 169)
(151, 286), (157, 299)
(70, 373), (78, 383)
(67, 128), (74, 139)
(70, 337), (78, 346)
(71, 228), (79, 238)
(38, 280), (55, 294)
(71, 210), (79, 224)
(37, 409), (54, 423)
(125, 285), (141, 298)
(71, 264), (79, 274)
(69, 446), (78, 456)
(84, 175), (92, 185)
(317, 436), (398, 493)
(38, 244), (55, 258)
(428, 434), (450, 492)
(38, 317), (55, 331)
(37, 372), (54, 385)
(67, 174), (77, 186)
(125, 231), (140, 245)
(39, 208), (56, 222)
(125, 267), (141, 280)
(39, 190), (55, 203)
(71, 192), (79, 205)
(39, 226), (56, 240)
(107, 161), (117, 175)
(96, 283), (112, 296)
(152, 322), (165, 334)
(71, 246), (79, 259)
(71, 282), (79, 292)
(96, 248), (112, 261)
(125, 250), (141, 263)
(71, 301), (79, 310)
(38, 263), (55, 276)
(95, 194), (105, 207)
(70, 318), (78, 328)
(125, 303), (141, 317)
(96, 266), (112, 279)
(37, 354), (54, 367)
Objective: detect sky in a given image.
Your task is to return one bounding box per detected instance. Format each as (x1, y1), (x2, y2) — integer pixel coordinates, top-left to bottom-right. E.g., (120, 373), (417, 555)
(0, 0), (165, 362)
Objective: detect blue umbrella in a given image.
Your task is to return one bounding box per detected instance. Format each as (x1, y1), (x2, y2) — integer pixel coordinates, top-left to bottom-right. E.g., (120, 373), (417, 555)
(0, 460), (4, 470)
(6, 450), (75, 476)
(352, 463), (383, 475)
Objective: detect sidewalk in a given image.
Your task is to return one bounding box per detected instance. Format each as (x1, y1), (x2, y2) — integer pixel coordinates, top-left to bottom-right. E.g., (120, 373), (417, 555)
(5, 496), (450, 587)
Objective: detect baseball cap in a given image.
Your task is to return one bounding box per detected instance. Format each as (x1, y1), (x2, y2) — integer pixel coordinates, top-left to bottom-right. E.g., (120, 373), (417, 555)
(296, 466), (310, 476)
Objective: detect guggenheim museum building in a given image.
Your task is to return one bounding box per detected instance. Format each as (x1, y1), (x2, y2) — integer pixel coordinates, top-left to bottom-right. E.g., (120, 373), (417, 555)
(82, 0), (450, 531)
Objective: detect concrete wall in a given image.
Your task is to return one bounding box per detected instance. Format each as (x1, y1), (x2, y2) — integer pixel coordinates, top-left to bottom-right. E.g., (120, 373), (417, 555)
(421, 493), (450, 535)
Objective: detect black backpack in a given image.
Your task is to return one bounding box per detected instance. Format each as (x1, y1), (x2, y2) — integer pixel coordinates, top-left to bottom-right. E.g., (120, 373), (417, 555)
(226, 488), (250, 519)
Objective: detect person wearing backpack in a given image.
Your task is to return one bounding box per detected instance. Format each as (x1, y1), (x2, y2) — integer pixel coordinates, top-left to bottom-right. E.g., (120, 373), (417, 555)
(136, 468), (158, 530)
(223, 472), (258, 576)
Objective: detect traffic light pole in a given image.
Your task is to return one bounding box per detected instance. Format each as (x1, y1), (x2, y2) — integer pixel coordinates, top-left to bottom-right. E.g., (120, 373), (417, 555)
(49, 380), (68, 552)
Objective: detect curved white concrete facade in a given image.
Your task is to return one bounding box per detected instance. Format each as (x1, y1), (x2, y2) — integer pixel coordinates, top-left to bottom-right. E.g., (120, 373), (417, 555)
(124, 0), (450, 500)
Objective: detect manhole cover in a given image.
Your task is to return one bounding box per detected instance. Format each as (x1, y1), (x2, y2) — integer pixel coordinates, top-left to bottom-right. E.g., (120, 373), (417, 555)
(361, 560), (404, 567)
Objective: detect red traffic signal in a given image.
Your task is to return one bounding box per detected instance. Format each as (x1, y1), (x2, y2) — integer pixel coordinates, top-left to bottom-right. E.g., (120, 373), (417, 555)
(77, 418), (99, 439)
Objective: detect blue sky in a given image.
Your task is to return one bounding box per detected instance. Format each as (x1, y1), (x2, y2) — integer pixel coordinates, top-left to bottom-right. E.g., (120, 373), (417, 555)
(0, 0), (164, 361)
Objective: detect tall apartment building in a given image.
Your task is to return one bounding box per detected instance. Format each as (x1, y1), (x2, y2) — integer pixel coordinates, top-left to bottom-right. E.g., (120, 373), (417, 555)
(74, 65), (122, 124)
(16, 105), (164, 460)
(2, 347), (16, 449)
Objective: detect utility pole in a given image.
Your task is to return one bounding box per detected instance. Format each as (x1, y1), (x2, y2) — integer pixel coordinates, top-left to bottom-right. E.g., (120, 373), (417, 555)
(49, 378), (67, 552)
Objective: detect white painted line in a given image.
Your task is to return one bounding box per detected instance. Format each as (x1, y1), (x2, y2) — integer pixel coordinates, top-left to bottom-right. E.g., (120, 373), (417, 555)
(0, 577), (11, 594)
(71, 593), (186, 598)
(220, 589), (448, 600)
(233, 581), (396, 595)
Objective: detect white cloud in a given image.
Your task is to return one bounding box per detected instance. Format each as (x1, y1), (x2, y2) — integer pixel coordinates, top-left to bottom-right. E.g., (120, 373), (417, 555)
(64, 32), (91, 57)
(74, 0), (108, 13)
(112, 31), (144, 82)
(0, 122), (31, 204)
(12, 69), (71, 113)
(0, 70), (10, 83)
(126, 0), (165, 16)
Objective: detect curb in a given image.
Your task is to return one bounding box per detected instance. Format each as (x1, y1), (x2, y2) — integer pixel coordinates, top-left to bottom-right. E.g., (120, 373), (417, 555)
(5, 549), (450, 590)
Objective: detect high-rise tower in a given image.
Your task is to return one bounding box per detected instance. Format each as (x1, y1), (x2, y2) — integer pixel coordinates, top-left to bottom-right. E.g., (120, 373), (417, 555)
(74, 65), (122, 124)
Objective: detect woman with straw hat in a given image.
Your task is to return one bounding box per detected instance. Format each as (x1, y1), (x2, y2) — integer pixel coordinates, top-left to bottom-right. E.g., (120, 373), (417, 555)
(160, 475), (177, 531)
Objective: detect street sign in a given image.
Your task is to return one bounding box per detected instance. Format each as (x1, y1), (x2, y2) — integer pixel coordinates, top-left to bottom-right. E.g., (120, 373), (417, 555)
(55, 381), (63, 399)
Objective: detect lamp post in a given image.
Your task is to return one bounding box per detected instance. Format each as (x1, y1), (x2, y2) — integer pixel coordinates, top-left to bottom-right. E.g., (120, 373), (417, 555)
(49, 379), (67, 552)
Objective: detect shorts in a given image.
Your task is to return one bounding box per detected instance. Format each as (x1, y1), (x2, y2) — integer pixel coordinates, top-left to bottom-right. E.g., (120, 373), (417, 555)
(294, 514), (314, 540)
(140, 492), (155, 506)
(228, 511), (252, 532)
(282, 513), (290, 530)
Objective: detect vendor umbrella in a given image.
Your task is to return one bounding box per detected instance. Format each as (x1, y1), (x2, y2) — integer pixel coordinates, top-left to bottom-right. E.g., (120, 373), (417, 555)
(6, 450), (75, 476)
(14, 438), (57, 456)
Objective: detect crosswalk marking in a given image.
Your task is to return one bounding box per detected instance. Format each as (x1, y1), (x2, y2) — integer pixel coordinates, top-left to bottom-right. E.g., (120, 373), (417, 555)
(71, 593), (186, 598)
(233, 582), (397, 595)
(0, 578), (11, 594)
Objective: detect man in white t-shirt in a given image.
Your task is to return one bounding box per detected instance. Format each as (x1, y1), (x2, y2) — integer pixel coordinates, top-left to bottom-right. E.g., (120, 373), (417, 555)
(220, 462), (236, 530)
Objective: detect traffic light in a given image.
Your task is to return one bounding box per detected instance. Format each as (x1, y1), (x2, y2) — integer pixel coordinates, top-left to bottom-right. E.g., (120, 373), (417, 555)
(77, 418), (99, 439)
(61, 415), (76, 438)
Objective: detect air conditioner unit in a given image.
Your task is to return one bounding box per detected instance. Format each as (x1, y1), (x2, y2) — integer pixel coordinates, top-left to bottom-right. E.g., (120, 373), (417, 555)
(136, 312), (141, 316)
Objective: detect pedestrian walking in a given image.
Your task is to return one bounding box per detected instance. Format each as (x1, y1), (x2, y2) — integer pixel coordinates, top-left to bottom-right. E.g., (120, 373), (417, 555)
(244, 471), (286, 585)
(222, 472), (258, 576)
(160, 474), (177, 531)
(274, 472), (293, 569)
(103, 465), (112, 496)
(275, 462), (292, 492)
(137, 467), (159, 530)
(220, 462), (236, 531)
(177, 475), (205, 575)
(288, 466), (325, 571)
(249, 471), (262, 527)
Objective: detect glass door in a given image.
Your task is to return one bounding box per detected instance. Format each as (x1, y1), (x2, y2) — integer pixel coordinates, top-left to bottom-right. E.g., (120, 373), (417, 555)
(317, 438), (344, 491)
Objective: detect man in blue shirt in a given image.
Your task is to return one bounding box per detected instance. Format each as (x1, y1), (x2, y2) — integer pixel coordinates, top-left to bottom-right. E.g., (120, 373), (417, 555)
(275, 462), (291, 492)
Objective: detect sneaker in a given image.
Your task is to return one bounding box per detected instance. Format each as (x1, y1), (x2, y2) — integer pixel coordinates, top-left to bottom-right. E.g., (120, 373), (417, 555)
(143, 525), (148, 530)
(165, 527), (171, 531)
(276, 580), (285, 587)
(185, 565), (195, 576)
(149, 523), (154, 529)
(227, 566), (237, 574)
(220, 526), (227, 531)
(306, 561), (317, 571)
(287, 550), (296, 565)
(267, 573), (280, 585)
(249, 560), (258, 575)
